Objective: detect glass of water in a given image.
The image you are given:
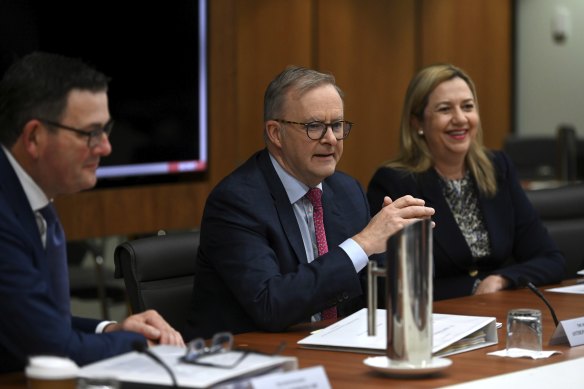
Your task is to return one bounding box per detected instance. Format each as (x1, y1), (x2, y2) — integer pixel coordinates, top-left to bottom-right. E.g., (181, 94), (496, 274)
(506, 308), (543, 352)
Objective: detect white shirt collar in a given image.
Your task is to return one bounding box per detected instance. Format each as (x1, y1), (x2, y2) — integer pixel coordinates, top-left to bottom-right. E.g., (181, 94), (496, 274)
(269, 152), (322, 204)
(2, 145), (50, 212)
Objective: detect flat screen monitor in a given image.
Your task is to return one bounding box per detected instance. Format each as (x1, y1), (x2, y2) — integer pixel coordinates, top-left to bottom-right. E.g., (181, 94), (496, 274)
(0, 0), (208, 188)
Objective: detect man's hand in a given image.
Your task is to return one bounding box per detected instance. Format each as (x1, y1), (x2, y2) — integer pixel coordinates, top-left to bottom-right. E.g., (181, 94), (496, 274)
(104, 309), (185, 347)
(353, 195), (435, 256)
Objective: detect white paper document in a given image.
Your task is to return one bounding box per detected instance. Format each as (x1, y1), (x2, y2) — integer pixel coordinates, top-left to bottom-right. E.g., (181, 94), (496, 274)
(546, 284), (584, 295)
(297, 308), (498, 357)
(439, 356), (584, 389)
(78, 345), (298, 388)
(251, 365), (331, 389)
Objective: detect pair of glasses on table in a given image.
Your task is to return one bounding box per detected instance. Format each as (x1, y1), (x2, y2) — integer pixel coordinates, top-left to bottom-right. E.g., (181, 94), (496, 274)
(181, 332), (286, 369)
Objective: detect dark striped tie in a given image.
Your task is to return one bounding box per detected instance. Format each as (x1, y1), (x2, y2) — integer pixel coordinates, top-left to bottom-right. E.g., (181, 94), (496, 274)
(39, 204), (70, 319)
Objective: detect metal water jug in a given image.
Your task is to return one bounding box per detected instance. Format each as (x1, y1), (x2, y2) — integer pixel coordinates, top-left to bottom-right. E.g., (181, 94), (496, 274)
(367, 218), (433, 364)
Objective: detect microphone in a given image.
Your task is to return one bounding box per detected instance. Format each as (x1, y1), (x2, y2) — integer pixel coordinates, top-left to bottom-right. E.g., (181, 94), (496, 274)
(518, 276), (560, 327)
(132, 341), (179, 388)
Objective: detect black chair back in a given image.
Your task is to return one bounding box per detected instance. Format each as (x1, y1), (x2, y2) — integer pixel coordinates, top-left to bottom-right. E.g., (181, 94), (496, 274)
(114, 231), (199, 335)
(526, 184), (584, 278)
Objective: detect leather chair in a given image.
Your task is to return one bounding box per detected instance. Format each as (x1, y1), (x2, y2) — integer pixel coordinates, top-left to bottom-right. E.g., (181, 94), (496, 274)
(504, 134), (584, 181)
(114, 231), (199, 335)
(526, 184), (584, 279)
(503, 135), (557, 180)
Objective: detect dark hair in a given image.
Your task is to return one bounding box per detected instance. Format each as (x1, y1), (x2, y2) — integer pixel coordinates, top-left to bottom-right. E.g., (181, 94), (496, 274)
(0, 51), (110, 147)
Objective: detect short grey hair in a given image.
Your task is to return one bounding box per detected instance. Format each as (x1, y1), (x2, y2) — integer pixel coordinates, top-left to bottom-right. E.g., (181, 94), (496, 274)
(263, 65), (343, 121)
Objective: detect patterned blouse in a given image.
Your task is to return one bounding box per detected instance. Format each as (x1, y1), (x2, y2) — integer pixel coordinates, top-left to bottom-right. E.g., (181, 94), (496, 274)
(438, 171), (491, 260)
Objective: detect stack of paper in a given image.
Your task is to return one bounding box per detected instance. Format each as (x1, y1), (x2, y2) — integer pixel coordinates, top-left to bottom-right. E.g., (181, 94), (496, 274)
(298, 308), (498, 357)
(78, 345), (298, 388)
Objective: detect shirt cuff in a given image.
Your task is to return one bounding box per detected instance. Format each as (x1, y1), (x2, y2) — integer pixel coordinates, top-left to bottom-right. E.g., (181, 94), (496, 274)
(96, 320), (117, 334)
(340, 239), (369, 272)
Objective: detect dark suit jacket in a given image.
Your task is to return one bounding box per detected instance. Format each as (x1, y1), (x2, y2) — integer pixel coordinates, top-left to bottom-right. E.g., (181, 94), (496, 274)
(0, 147), (144, 372)
(367, 151), (565, 300)
(185, 149), (375, 339)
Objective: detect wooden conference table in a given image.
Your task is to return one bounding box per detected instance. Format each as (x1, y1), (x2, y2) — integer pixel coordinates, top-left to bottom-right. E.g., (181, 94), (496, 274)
(234, 281), (584, 388)
(1, 281), (583, 388)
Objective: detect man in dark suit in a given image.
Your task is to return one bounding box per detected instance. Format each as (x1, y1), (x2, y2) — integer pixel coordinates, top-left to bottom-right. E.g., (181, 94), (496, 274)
(185, 66), (435, 339)
(0, 52), (183, 373)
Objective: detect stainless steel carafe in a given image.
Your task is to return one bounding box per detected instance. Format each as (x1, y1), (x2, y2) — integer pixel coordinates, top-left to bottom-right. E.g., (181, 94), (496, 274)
(367, 218), (433, 364)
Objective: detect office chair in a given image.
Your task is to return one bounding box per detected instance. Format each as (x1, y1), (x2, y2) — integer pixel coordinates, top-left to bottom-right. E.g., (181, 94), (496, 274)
(526, 183), (584, 279)
(503, 135), (557, 181)
(504, 132), (584, 182)
(113, 231), (199, 335)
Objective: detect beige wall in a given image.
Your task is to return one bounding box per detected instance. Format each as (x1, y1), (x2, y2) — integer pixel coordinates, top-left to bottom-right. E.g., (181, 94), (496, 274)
(515, 0), (584, 137)
(57, 0), (511, 240)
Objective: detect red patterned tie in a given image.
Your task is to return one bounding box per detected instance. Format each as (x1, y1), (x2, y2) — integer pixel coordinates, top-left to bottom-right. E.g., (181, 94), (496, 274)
(306, 188), (337, 320)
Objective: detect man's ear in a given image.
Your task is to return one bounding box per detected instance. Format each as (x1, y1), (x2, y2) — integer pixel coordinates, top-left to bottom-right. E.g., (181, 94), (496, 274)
(21, 120), (44, 159)
(265, 120), (283, 148)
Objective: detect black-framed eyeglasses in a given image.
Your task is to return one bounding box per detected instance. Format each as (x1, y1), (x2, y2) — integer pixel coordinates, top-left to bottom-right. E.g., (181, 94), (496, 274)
(274, 119), (353, 141)
(181, 332), (246, 369)
(37, 118), (114, 148)
(181, 332), (287, 369)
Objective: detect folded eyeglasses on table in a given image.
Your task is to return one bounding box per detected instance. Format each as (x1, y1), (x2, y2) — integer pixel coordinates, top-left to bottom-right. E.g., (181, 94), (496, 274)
(181, 332), (287, 369)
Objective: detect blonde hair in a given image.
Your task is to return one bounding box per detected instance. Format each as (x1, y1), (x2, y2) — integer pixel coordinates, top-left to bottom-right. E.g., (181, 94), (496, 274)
(387, 63), (497, 197)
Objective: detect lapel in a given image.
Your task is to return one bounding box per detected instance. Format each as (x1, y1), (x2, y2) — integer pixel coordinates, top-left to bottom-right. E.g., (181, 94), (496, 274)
(0, 148), (46, 268)
(417, 169), (474, 271)
(321, 179), (347, 248)
(257, 150), (308, 264)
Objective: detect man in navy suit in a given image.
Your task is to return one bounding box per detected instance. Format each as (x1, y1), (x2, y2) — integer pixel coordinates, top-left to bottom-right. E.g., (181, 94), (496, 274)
(0, 52), (184, 373)
(185, 66), (435, 339)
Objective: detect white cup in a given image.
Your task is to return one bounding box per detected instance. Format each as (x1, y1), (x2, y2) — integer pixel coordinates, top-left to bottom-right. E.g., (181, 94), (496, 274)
(506, 308), (543, 352)
(25, 356), (78, 389)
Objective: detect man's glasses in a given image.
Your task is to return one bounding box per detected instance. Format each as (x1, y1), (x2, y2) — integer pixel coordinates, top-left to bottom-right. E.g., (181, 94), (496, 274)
(37, 118), (114, 148)
(181, 332), (286, 369)
(181, 332), (246, 369)
(274, 119), (353, 141)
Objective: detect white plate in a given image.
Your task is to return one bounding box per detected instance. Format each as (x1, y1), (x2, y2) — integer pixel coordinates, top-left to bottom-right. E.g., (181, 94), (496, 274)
(363, 356), (452, 377)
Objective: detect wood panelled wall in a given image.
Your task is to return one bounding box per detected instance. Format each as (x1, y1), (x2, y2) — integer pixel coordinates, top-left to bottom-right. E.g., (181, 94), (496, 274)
(56, 0), (511, 240)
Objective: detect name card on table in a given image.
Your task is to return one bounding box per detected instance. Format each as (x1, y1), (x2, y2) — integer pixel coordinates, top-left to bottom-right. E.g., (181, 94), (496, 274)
(251, 365), (331, 389)
(550, 316), (584, 347)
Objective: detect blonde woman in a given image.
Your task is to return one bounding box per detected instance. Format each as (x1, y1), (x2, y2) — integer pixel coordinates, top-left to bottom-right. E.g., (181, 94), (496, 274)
(367, 64), (565, 300)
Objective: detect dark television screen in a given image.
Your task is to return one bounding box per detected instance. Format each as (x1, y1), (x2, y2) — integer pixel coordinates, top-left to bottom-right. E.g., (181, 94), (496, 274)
(0, 0), (208, 188)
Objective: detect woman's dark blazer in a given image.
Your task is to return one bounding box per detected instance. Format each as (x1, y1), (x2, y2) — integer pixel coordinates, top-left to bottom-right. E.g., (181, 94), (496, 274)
(367, 151), (565, 300)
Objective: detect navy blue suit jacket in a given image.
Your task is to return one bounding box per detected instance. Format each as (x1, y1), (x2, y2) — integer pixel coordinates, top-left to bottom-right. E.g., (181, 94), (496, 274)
(0, 147), (144, 372)
(185, 149), (375, 339)
(367, 151), (565, 300)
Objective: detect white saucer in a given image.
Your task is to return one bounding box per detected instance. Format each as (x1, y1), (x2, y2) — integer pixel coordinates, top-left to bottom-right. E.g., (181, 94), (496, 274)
(363, 356), (452, 377)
